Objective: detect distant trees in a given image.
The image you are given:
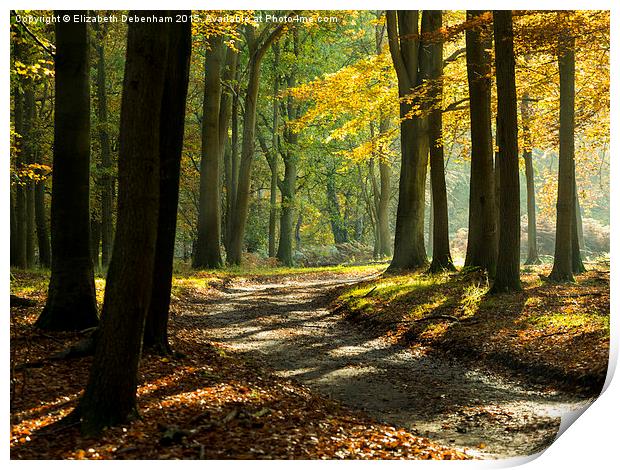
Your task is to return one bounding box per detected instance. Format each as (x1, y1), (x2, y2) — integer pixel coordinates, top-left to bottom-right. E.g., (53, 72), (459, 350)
(35, 13), (99, 331)
(227, 22), (289, 265)
(521, 93), (540, 265)
(93, 22), (114, 269)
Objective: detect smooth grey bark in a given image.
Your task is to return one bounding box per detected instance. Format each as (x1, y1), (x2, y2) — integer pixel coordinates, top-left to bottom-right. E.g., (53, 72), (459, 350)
(521, 94), (540, 265)
(549, 31), (577, 282)
(222, 50), (239, 257)
(425, 10), (455, 273)
(268, 43), (280, 258)
(386, 10), (429, 271)
(227, 23), (288, 265)
(464, 10), (498, 275)
(491, 10), (522, 293)
(194, 36), (224, 268)
(276, 32), (300, 267)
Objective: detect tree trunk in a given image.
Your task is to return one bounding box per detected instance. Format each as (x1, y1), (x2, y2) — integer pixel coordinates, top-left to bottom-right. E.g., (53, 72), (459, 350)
(374, 20), (392, 259)
(94, 25), (114, 268)
(386, 10), (428, 271)
(90, 215), (101, 271)
(377, 159), (391, 258)
(220, 48), (238, 259)
(295, 212), (302, 250)
(425, 11), (455, 273)
(144, 18), (191, 354)
(464, 10), (497, 275)
(326, 171), (348, 244)
(35, 13), (99, 331)
(24, 83), (36, 268)
(549, 31), (576, 282)
(33, 83), (51, 268)
(268, 44), (280, 258)
(10, 190), (18, 266)
(78, 13), (172, 436)
(194, 36), (224, 268)
(521, 94), (540, 265)
(228, 25), (284, 265)
(575, 185), (584, 249)
(34, 175), (51, 268)
(491, 10), (521, 293)
(13, 64), (27, 268)
(277, 33), (300, 267)
(572, 178), (586, 273)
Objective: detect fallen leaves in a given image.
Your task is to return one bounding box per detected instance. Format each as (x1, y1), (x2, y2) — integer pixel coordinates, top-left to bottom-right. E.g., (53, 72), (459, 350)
(339, 263), (609, 393)
(10, 270), (468, 460)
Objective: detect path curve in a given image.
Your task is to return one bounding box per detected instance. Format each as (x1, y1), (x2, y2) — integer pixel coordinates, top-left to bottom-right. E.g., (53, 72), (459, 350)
(175, 271), (590, 459)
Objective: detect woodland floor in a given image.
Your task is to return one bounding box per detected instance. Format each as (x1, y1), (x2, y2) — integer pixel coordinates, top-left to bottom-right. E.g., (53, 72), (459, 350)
(9, 263), (609, 460)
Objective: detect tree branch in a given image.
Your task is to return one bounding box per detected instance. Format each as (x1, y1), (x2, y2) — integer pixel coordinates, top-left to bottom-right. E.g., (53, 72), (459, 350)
(17, 21), (55, 58)
(386, 11), (409, 89)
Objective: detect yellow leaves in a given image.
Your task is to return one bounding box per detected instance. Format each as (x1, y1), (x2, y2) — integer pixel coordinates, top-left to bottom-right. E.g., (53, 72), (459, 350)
(13, 59), (54, 79)
(12, 163), (51, 184)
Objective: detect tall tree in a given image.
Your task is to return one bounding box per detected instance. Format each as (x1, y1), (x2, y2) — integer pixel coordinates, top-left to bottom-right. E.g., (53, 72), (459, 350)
(463, 10), (497, 275)
(222, 49), (239, 257)
(572, 177), (586, 273)
(549, 30), (577, 282)
(78, 12), (175, 435)
(491, 10), (521, 293)
(35, 13), (99, 331)
(267, 43), (280, 258)
(144, 17), (192, 354)
(276, 30), (301, 267)
(374, 14), (392, 259)
(93, 21), (114, 268)
(24, 81), (36, 268)
(227, 20), (290, 265)
(424, 10), (455, 273)
(386, 10), (429, 271)
(12, 33), (27, 269)
(34, 81), (51, 268)
(194, 36), (224, 268)
(521, 93), (540, 265)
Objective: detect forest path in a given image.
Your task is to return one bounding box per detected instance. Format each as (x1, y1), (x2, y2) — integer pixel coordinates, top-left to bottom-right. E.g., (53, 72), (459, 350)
(175, 270), (591, 459)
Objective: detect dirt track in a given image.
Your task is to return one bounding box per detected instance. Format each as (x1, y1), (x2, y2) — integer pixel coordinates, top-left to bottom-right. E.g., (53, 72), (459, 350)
(174, 271), (592, 459)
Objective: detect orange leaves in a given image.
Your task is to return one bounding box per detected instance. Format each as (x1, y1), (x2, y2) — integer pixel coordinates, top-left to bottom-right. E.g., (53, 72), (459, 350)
(12, 163), (51, 184)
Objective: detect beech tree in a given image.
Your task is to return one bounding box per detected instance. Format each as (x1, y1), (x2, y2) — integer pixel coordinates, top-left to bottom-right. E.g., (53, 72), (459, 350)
(78, 12), (190, 435)
(35, 12), (99, 331)
(143, 17), (192, 354)
(194, 35), (225, 269)
(491, 10), (522, 293)
(425, 10), (455, 273)
(227, 20), (291, 265)
(549, 31), (578, 282)
(463, 10), (497, 275)
(386, 10), (429, 270)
